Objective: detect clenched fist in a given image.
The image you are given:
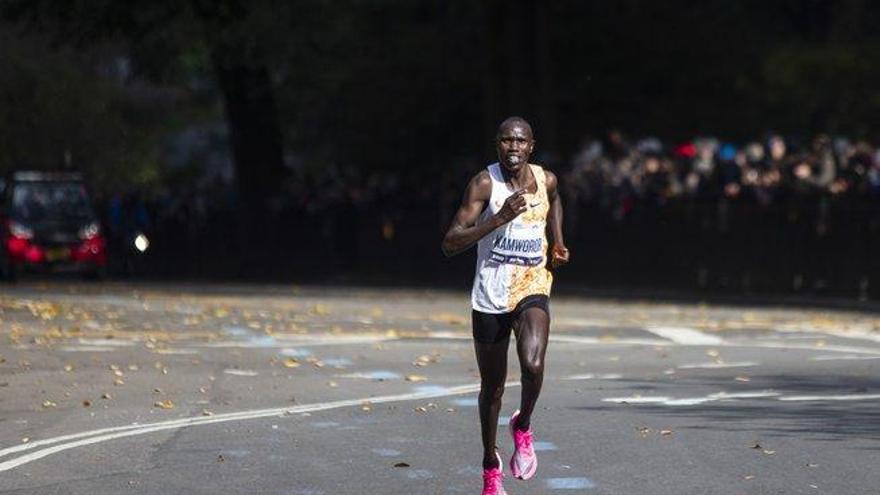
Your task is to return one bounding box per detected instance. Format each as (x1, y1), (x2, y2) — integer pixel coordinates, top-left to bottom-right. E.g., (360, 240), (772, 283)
(496, 189), (528, 224)
(550, 244), (570, 268)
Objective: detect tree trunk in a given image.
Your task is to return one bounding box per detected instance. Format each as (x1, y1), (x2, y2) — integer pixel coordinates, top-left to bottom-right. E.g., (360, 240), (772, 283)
(212, 44), (286, 229)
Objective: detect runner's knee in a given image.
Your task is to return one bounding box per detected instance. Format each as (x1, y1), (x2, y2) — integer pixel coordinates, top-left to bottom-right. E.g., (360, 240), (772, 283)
(521, 356), (543, 378)
(480, 382), (505, 401)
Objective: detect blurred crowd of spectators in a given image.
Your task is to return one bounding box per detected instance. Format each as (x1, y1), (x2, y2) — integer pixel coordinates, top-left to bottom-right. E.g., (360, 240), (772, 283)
(565, 131), (880, 219)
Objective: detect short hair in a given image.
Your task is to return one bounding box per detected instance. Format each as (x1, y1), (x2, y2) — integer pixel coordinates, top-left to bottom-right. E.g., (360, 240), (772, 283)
(497, 117), (533, 140)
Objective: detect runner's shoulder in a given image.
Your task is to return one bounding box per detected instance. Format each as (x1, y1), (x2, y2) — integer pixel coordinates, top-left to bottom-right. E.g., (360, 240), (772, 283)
(468, 170), (494, 199)
(541, 168), (558, 192)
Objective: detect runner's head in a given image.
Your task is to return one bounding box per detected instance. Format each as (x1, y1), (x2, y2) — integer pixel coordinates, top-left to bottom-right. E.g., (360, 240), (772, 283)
(496, 117), (534, 174)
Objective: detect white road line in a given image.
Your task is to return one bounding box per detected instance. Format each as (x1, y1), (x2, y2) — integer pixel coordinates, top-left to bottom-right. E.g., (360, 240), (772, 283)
(0, 381), (518, 473)
(643, 326), (724, 345)
(810, 355), (880, 361)
(603, 390), (781, 406)
(778, 393), (880, 402)
(677, 361), (759, 369)
(550, 335), (670, 347)
(743, 341), (880, 356)
(547, 333), (880, 356)
(196, 336), (391, 348)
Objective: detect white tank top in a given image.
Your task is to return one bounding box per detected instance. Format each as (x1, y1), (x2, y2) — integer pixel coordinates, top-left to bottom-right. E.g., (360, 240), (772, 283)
(471, 163), (553, 313)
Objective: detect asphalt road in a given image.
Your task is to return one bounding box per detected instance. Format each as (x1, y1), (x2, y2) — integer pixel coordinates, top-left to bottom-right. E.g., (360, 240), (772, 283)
(0, 283), (879, 494)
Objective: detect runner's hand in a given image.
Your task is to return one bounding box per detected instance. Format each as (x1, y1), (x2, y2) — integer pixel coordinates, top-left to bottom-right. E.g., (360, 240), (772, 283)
(496, 190), (527, 223)
(550, 244), (570, 268)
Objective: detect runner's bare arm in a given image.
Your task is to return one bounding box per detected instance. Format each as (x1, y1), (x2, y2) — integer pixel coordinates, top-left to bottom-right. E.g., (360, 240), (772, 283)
(442, 171), (526, 257)
(546, 171), (570, 267)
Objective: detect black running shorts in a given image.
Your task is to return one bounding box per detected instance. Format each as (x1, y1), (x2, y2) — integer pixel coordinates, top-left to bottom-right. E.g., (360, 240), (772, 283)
(471, 294), (550, 344)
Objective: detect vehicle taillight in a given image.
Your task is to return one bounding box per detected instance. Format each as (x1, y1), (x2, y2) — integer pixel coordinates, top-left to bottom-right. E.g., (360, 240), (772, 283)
(73, 234), (107, 265)
(8, 220), (33, 240)
(7, 237), (29, 256)
(6, 220), (34, 259)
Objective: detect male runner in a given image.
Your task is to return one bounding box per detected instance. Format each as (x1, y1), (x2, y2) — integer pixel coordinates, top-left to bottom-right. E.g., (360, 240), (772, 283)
(442, 117), (569, 495)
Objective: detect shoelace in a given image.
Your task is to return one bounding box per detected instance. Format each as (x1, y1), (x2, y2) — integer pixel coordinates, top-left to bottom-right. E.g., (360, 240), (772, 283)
(483, 468), (503, 493)
(514, 428), (534, 456)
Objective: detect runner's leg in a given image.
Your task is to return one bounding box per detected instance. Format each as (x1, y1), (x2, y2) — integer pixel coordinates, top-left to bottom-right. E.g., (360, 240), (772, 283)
(475, 339), (510, 468)
(513, 307), (550, 430)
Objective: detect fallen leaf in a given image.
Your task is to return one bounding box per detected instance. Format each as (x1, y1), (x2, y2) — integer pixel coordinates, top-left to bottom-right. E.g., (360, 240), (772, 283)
(327, 381), (338, 388)
(413, 355), (436, 367)
(202, 410), (214, 416)
(405, 374), (428, 382)
(283, 358), (300, 368)
(735, 376), (751, 382)
(42, 400), (57, 408)
(101, 392), (112, 400)
(393, 462), (410, 468)
(744, 475), (755, 480)
(63, 364), (74, 372)
(82, 400), (92, 407)
(660, 429), (674, 436)
(762, 450), (776, 455)
(154, 399), (175, 409)
(414, 406), (427, 413)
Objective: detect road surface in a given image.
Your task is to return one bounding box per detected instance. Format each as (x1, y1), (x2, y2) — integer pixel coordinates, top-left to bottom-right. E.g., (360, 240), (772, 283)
(0, 283), (878, 494)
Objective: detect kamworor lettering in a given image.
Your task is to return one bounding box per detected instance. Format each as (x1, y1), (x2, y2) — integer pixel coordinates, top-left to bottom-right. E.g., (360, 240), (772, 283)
(494, 236), (542, 253)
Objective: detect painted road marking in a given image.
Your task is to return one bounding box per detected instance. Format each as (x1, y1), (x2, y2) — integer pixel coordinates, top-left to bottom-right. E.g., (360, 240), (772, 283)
(677, 361), (759, 369)
(779, 393), (880, 402)
(565, 373), (623, 380)
(546, 477), (596, 490)
(0, 381), (519, 473)
(603, 390), (781, 406)
(810, 354), (880, 361)
(551, 335), (670, 347)
(643, 326), (724, 345)
(603, 390), (880, 406)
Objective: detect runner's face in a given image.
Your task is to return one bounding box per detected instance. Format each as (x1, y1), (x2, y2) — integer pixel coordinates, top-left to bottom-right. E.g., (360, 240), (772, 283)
(497, 125), (534, 173)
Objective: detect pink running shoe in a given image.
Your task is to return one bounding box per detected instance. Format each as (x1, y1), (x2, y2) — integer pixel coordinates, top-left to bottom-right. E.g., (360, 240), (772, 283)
(509, 409), (537, 480)
(481, 452), (507, 495)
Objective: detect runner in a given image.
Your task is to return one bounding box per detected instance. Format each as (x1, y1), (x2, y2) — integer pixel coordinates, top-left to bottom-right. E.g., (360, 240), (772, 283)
(442, 117), (570, 495)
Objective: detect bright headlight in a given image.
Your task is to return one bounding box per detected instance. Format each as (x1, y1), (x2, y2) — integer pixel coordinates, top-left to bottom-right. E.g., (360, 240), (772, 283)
(134, 233), (149, 252)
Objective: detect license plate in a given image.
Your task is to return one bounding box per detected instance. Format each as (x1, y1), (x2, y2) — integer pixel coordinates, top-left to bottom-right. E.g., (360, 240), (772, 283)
(45, 247), (70, 262)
